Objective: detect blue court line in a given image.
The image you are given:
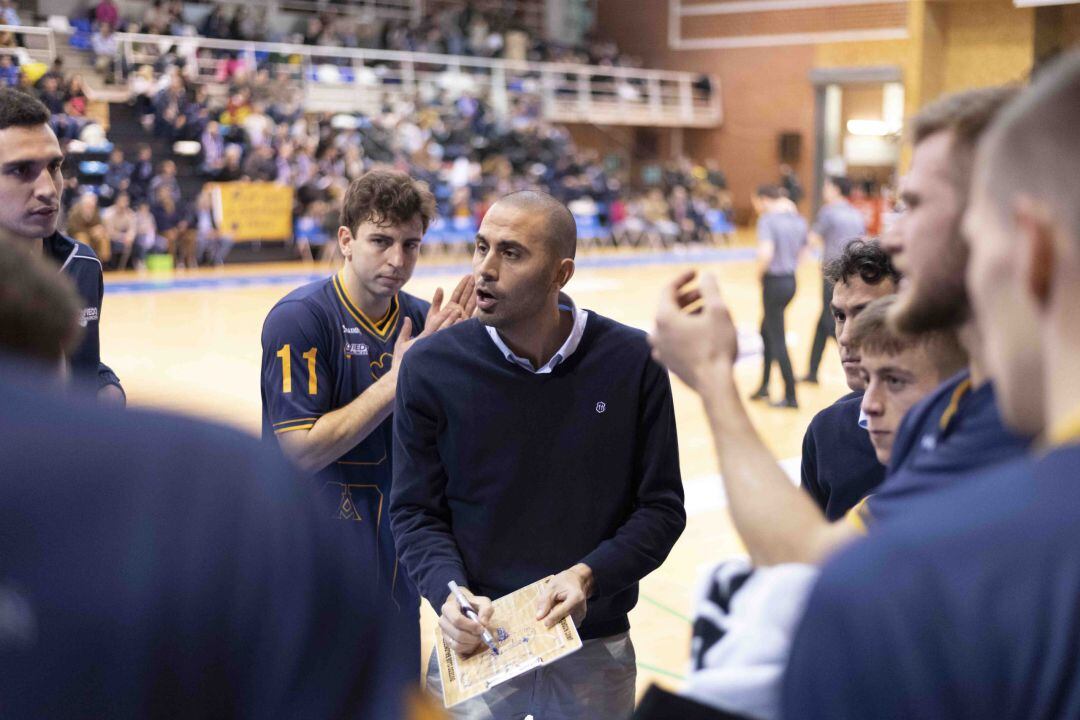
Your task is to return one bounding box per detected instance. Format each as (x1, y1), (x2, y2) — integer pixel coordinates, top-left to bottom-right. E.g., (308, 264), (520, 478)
(103, 247), (758, 295)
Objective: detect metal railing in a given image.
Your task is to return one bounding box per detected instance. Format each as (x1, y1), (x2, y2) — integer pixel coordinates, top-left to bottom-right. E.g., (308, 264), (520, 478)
(191, 0), (420, 22)
(113, 31), (721, 128)
(0, 24), (57, 63)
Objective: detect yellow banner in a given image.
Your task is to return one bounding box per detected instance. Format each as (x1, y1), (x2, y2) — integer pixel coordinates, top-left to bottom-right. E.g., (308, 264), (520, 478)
(209, 182), (294, 242)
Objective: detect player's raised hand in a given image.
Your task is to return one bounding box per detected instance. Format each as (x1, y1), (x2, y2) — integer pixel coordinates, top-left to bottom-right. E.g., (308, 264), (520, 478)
(439, 586), (494, 657)
(650, 270), (739, 392)
(446, 273), (476, 318)
(536, 564), (592, 629)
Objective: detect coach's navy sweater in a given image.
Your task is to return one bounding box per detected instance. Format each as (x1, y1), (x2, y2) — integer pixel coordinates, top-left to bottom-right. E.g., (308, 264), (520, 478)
(389, 314), (686, 641)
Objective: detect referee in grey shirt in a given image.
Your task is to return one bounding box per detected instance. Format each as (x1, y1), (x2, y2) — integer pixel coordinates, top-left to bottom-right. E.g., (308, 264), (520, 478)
(750, 185), (807, 409)
(802, 176), (866, 383)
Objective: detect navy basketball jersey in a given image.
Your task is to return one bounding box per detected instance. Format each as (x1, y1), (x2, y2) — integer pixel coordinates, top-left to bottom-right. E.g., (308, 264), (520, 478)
(261, 270), (429, 611)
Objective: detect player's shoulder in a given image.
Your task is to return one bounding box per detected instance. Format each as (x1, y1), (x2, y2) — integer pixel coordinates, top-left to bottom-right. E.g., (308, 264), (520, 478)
(814, 390), (863, 422)
(263, 277), (335, 331)
(46, 232), (101, 275)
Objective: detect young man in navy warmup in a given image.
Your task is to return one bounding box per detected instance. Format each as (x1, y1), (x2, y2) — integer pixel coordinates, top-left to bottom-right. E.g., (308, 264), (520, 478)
(800, 239), (898, 520)
(261, 170), (473, 682)
(0, 87), (123, 403)
(783, 51), (1080, 720)
(390, 190), (686, 719)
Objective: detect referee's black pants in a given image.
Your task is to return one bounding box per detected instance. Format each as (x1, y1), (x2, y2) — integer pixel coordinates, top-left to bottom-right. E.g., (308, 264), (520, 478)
(806, 274), (835, 380)
(759, 274), (797, 402)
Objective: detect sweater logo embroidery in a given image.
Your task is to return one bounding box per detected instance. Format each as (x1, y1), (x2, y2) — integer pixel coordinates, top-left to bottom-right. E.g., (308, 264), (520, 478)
(596, 402), (607, 414)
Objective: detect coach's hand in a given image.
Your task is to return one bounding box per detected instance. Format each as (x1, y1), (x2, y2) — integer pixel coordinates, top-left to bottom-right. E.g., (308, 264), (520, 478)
(536, 564), (592, 629)
(650, 270), (739, 392)
(439, 585), (494, 657)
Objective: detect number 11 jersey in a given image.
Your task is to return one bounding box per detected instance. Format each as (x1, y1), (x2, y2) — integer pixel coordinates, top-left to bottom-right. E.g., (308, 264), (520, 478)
(260, 270), (429, 609)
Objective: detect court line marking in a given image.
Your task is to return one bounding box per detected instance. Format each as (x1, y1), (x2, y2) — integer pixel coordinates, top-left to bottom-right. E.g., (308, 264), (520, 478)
(103, 248), (757, 295)
(640, 593), (693, 624)
(684, 457), (801, 517)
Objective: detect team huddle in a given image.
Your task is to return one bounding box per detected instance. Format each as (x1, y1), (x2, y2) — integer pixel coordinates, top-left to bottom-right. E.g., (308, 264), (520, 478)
(1, 37), (1080, 720)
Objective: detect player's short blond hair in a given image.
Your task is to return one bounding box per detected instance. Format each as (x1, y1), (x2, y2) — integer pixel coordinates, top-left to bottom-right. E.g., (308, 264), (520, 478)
(850, 295), (968, 375)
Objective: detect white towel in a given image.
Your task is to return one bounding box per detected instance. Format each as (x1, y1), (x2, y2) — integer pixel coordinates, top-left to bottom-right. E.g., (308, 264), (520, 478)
(683, 559), (819, 720)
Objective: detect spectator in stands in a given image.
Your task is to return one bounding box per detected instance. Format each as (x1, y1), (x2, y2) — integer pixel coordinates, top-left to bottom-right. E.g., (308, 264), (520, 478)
(194, 186), (230, 266)
(103, 191), (137, 269)
(62, 75), (88, 117)
(643, 188), (680, 248)
(94, 0), (118, 29)
(242, 143), (277, 182)
(218, 144), (243, 182)
(91, 23), (119, 83)
(0, 0), (20, 26)
(153, 74), (189, 140)
(200, 119), (226, 177)
(274, 140), (294, 185)
(705, 159), (727, 190)
(102, 148), (132, 205)
(219, 88), (252, 127)
(38, 76), (65, 115)
(129, 144), (154, 203)
(151, 184), (194, 268)
(133, 199), (159, 261)
(143, 0), (171, 36)
(0, 55), (18, 87)
(242, 100), (273, 147)
(670, 185), (704, 243)
(148, 159), (181, 205)
(128, 65), (158, 123)
(268, 71), (301, 123)
(177, 84), (210, 142)
(66, 192), (111, 264)
(199, 3), (230, 40)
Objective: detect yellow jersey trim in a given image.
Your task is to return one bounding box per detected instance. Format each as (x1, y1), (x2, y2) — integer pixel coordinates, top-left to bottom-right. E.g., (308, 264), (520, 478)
(275, 423), (314, 434)
(1047, 405), (1080, 448)
(939, 378), (973, 431)
(332, 271), (400, 341)
(273, 417), (318, 427)
(845, 496), (872, 535)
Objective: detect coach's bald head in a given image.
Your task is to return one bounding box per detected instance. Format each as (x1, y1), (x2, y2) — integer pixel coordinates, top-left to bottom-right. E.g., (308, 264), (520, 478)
(473, 191), (578, 332)
(494, 190), (578, 260)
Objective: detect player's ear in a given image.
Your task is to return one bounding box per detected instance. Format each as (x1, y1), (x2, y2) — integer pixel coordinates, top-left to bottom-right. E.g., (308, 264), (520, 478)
(1014, 196), (1054, 311)
(338, 225), (354, 260)
(556, 258), (575, 289)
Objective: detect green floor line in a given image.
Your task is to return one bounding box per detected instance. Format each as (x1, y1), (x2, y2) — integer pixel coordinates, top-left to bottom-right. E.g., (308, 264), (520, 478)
(640, 593), (693, 624)
(637, 661), (686, 681)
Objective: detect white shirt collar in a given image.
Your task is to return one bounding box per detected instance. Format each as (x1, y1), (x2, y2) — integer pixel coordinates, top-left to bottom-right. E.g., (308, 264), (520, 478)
(858, 407), (869, 430)
(486, 293), (588, 374)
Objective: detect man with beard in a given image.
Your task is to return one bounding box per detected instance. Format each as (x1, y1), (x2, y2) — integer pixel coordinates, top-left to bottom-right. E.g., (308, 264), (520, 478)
(648, 84), (1029, 568)
(389, 190), (686, 719)
(782, 51), (1080, 720)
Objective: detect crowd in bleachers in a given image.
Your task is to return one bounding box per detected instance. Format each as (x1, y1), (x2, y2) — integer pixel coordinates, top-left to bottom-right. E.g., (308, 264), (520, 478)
(99, 0), (631, 68)
(0, 0), (732, 269)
